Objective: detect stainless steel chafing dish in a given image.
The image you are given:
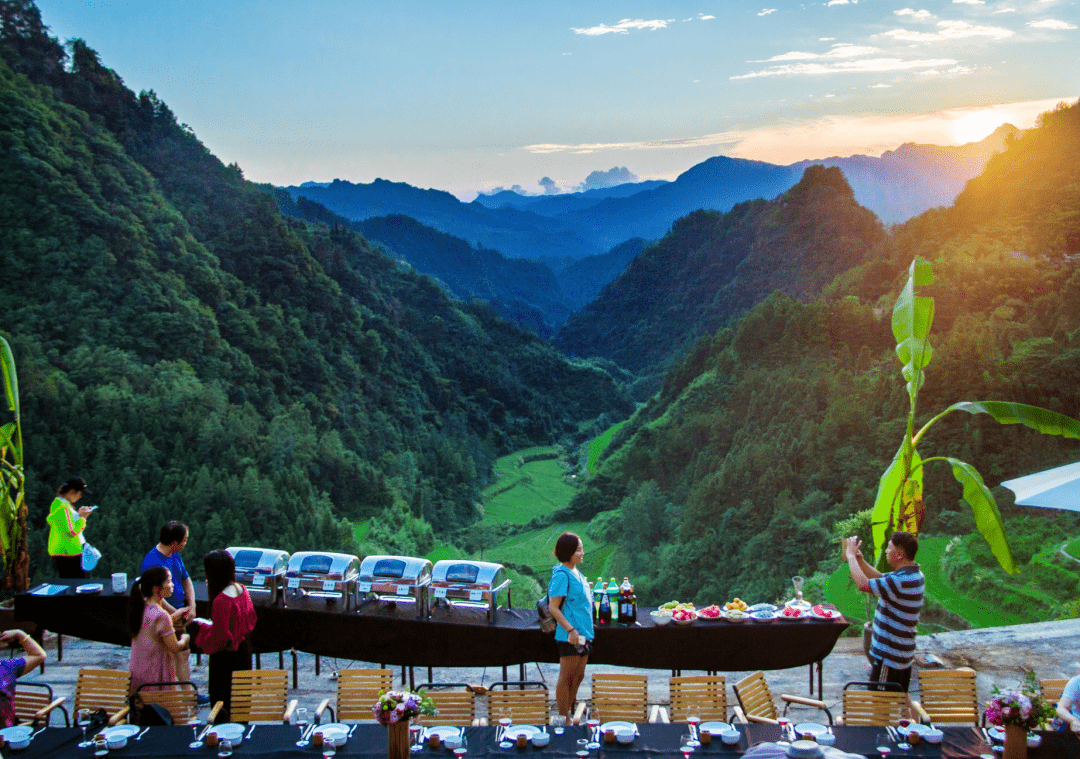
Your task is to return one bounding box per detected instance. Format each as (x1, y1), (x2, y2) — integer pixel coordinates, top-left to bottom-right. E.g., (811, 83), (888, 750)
(284, 551), (360, 610)
(428, 559), (512, 622)
(357, 555), (433, 618)
(226, 546), (290, 605)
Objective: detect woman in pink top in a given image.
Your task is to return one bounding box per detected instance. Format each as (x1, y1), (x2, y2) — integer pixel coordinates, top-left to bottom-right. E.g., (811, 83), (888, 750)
(195, 550), (257, 723)
(128, 566), (190, 694)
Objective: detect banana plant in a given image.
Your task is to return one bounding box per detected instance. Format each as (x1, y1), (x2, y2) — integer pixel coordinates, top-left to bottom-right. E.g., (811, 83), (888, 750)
(871, 259), (1080, 574)
(0, 335), (28, 591)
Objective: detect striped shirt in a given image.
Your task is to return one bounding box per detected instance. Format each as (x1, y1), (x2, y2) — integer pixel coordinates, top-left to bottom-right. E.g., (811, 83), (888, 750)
(868, 564), (924, 670)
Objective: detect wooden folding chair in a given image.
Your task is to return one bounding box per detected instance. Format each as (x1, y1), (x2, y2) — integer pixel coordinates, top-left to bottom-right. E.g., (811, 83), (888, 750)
(733, 671), (832, 725)
(415, 683), (478, 727)
(488, 682), (549, 725)
(661, 675), (728, 724)
(134, 681), (200, 726)
(913, 669), (979, 725)
(841, 681), (906, 726)
(74, 668), (131, 726)
(589, 673), (649, 723)
(229, 669), (297, 724)
(316, 668), (393, 723)
(1041, 679), (1069, 706)
(14, 682), (68, 727)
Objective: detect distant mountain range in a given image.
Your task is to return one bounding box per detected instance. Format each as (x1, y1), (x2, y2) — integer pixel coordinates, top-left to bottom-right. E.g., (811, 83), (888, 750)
(285, 126), (1016, 265)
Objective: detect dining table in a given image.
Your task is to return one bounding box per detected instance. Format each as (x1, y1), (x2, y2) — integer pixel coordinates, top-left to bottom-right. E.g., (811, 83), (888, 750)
(2, 722), (1071, 759)
(16, 581), (848, 696)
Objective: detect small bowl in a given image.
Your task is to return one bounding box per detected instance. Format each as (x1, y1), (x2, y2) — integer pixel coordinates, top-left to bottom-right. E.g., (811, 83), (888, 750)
(650, 611), (673, 626)
(8, 738), (30, 751)
(107, 737), (128, 750)
(1027, 734), (1042, 749)
(322, 729), (348, 747)
(923, 728), (943, 745)
(719, 729), (741, 745)
(817, 732), (836, 746)
(614, 728), (634, 745)
(531, 733), (550, 748)
(443, 736), (463, 750)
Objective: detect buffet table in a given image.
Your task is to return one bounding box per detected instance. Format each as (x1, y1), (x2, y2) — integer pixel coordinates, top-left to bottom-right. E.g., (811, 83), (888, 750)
(15, 581), (847, 684)
(2, 723), (1066, 759)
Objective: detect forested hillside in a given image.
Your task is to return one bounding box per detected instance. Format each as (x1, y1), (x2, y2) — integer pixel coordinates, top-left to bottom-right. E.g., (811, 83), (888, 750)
(556, 165), (885, 373)
(569, 100), (1080, 614)
(0, 2), (631, 584)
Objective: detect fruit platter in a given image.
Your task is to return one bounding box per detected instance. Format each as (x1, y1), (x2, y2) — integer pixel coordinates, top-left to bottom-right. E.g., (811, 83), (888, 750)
(671, 608), (697, 625)
(779, 604), (808, 619)
(811, 604), (842, 620)
(724, 598), (749, 612)
(749, 609), (777, 622)
(725, 608), (749, 622)
(697, 604), (724, 621)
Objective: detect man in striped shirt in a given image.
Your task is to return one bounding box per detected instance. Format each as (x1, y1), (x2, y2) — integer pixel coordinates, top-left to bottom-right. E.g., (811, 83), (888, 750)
(844, 531), (925, 697)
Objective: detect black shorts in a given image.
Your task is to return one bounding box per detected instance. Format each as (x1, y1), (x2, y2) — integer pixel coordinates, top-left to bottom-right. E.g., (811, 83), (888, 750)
(557, 640), (592, 658)
(869, 657), (912, 692)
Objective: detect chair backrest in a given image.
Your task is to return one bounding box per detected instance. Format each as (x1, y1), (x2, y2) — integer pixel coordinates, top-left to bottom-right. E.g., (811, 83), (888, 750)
(1041, 679), (1069, 705)
(336, 669), (394, 721)
(591, 674), (648, 723)
(488, 689), (549, 725)
(230, 669), (289, 723)
(842, 683), (906, 726)
(14, 682), (66, 727)
(74, 668), (131, 717)
(670, 675), (727, 723)
(135, 681), (199, 725)
(421, 684), (475, 727)
(917, 669), (979, 724)
(733, 671), (778, 722)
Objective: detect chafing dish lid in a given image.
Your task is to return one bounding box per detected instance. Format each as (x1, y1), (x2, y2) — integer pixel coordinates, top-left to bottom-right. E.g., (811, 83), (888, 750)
(358, 555), (432, 581)
(431, 559), (506, 586)
(226, 546), (289, 573)
(286, 551), (360, 576)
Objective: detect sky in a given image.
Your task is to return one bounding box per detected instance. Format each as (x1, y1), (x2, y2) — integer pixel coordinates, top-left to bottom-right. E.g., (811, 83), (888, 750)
(34, 0), (1079, 200)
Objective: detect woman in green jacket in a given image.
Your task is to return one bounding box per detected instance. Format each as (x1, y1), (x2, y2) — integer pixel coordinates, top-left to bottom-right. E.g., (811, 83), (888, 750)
(46, 477), (94, 578)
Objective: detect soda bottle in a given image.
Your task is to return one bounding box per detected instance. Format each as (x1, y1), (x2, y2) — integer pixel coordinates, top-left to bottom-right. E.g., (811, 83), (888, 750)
(629, 584), (637, 622)
(599, 587), (612, 625)
(593, 579), (605, 622)
(618, 577), (632, 624)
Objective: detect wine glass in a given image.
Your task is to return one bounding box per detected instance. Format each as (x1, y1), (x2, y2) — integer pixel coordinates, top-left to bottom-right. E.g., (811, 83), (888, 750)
(792, 576), (805, 604)
(875, 732), (893, 759)
(778, 717), (791, 743)
(552, 714), (566, 736)
(77, 708), (95, 748)
(453, 748), (467, 759)
(586, 706), (601, 750)
(295, 707), (310, 729)
(686, 703), (702, 748)
(409, 721), (424, 753)
(680, 734), (696, 759)
(576, 737), (590, 757)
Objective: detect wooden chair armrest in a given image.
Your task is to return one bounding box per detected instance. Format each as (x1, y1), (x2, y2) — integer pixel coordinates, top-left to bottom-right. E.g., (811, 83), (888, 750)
(732, 707), (748, 724)
(649, 705), (668, 723)
(108, 706), (130, 726)
(33, 696), (68, 725)
(746, 714), (779, 724)
(780, 694), (827, 710)
(572, 701), (587, 725)
(911, 700), (930, 724)
(314, 698), (332, 723)
(283, 699), (298, 724)
(472, 718), (482, 727)
(470, 686), (488, 696)
(208, 702), (225, 724)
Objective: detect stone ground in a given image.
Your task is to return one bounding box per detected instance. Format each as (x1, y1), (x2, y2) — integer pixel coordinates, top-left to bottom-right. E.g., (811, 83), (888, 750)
(15, 619), (1080, 724)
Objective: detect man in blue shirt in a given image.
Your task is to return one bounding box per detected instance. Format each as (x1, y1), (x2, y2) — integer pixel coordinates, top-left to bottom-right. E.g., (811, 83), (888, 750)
(140, 521), (198, 693)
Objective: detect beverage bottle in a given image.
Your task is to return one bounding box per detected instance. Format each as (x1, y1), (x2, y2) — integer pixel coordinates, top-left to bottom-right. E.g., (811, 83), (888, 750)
(593, 579), (604, 622)
(629, 584), (637, 621)
(599, 587), (611, 625)
(619, 577), (632, 623)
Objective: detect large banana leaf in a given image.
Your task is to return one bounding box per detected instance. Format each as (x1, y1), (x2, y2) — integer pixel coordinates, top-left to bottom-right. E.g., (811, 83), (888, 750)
(892, 259), (935, 401)
(946, 457), (1017, 574)
(948, 401), (1080, 439)
(0, 337), (17, 417)
(871, 443), (923, 563)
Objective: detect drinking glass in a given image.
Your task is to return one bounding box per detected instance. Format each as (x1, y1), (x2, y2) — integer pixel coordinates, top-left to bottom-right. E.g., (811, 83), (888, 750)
(896, 707), (912, 750)
(295, 707), (310, 728)
(453, 748), (467, 759)
(686, 704), (702, 748)
(322, 745), (337, 759)
(586, 709), (601, 751)
(875, 733), (892, 759)
(552, 715), (566, 735)
(680, 734), (696, 759)
(778, 717), (791, 743)
(792, 576), (805, 604)
(576, 737), (590, 756)
(409, 722), (424, 753)
(218, 739), (234, 758)
(498, 707), (513, 740)
(77, 708), (94, 748)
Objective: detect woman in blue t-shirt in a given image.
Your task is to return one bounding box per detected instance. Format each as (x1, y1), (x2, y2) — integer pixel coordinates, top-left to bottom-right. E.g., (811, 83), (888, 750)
(548, 531), (594, 723)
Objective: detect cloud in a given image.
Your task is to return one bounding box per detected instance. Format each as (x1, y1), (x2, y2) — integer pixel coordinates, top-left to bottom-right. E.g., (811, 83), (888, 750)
(826, 0), (855, 5)
(582, 166), (640, 190)
(699, 14), (715, 20)
(758, 8), (777, 15)
(731, 56), (958, 79)
(519, 98), (1066, 163)
(993, 8), (1017, 13)
(819, 37), (836, 41)
(895, 8), (935, 20)
(952, 0), (984, 4)
(571, 18), (673, 35)
(870, 83), (893, 88)
(756, 43), (879, 62)
(538, 177), (559, 194)
(1028, 18), (1077, 28)
(874, 20), (1014, 42)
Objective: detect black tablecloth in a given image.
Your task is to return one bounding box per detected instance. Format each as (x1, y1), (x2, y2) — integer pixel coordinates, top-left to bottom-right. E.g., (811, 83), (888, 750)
(16, 581), (847, 671)
(7, 724), (1071, 759)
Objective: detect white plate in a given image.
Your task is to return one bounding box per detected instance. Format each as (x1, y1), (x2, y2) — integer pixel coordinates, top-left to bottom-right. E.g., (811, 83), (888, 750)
(988, 727), (1005, 742)
(750, 610), (777, 621)
(778, 606), (808, 619)
(315, 723), (349, 736)
(208, 724), (245, 742)
(600, 721), (636, 732)
(747, 603), (777, 613)
(699, 722), (734, 735)
(76, 583), (104, 594)
(104, 725), (141, 740)
(794, 723), (829, 737)
(424, 726), (465, 741)
(902, 723), (933, 736)
(0, 726), (33, 741)
(502, 726), (542, 740)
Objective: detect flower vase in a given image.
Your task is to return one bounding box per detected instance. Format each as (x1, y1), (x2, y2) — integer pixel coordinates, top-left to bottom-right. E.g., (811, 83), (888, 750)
(1003, 724), (1027, 759)
(388, 720), (410, 759)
